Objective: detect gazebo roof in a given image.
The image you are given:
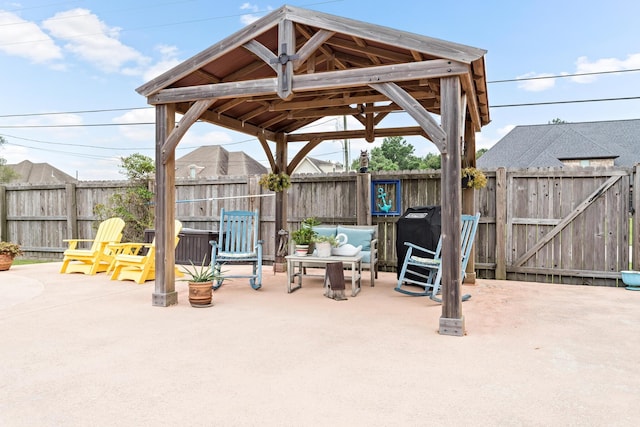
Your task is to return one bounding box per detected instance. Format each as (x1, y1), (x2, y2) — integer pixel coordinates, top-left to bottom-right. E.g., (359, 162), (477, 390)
(137, 4), (490, 150)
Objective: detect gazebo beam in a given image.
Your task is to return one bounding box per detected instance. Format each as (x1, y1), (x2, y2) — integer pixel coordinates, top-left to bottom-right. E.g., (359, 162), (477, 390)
(148, 59), (468, 105)
(197, 110), (278, 142)
(161, 99), (215, 164)
(293, 29), (335, 70)
(276, 19), (295, 100)
(370, 82), (446, 152)
(257, 134), (276, 172)
(286, 126), (426, 142)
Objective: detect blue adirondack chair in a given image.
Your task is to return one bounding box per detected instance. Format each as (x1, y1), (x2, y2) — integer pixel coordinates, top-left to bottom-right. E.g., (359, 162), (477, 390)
(395, 213), (480, 302)
(210, 209), (263, 290)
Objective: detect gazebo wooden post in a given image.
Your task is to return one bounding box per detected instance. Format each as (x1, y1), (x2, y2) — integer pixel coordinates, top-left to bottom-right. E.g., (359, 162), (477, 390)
(152, 104), (178, 307)
(439, 76), (464, 336)
(462, 120), (477, 283)
(274, 134), (288, 270)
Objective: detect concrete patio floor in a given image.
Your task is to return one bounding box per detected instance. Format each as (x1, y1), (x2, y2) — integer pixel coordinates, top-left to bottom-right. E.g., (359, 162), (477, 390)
(1, 262), (639, 426)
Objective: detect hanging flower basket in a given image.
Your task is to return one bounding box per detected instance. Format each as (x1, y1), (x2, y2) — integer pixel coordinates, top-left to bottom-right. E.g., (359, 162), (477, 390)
(461, 167), (487, 190)
(259, 172), (291, 192)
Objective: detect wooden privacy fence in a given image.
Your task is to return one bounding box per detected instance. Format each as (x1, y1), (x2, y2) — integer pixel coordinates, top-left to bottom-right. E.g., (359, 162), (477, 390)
(0, 166), (635, 286)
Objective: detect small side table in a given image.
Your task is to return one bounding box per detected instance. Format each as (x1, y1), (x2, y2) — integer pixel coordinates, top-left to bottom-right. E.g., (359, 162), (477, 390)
(285, 254), (363, 297)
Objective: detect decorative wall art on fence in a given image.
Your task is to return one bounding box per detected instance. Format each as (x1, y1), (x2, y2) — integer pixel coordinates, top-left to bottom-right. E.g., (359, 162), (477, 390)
(371, 180), (401, 216)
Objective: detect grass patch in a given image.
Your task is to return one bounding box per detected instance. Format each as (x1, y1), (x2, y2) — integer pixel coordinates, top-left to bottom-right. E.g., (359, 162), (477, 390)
(13, 259), (56, 266)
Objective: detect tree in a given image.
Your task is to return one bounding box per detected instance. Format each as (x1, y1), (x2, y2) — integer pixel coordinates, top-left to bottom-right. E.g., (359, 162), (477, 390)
(476, 148), (488, 159)
(119, 153), (155, 181)
(549, 118), (567, 124)
(0, 136), (19, 183)
(422, 152), (441, 169)
(369, 136), (422, 171)
(94, 153), (155, 242)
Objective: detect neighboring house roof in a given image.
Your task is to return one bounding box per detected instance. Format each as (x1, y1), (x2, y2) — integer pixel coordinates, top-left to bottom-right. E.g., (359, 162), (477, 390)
(5, 160), (76, 184)
(292, 157), (343, 174)
(175, 145), (267, 178)
(478, 119), (640, 168)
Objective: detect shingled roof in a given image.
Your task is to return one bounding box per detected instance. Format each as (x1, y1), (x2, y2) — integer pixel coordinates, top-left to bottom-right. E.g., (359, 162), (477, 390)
(6, 160), (76, 184)
(478, 119), (640, 168)
(175, 145), (267, 178)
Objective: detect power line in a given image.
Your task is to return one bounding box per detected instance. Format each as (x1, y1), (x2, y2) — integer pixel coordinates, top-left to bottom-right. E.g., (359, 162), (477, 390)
(0, 107), (150, 118)
(1, 95), (639, 128)
(0, 68), (638, 122)
(0, 0), (344, 47)
(488, 68), (640, 83)
(0, 122), (153, 128)
(491, 96), (640, 108)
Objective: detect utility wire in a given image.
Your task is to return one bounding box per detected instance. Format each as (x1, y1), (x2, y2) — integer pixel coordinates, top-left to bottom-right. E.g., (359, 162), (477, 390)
(0, 69), (638, 121)
(1, 95), (639, 128)
(0, 107), (149, 118)
(487, 68), (640, 83)
(0, 0), (343, 46)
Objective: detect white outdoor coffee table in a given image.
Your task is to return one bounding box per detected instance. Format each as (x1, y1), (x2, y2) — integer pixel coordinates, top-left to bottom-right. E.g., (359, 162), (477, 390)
(285, 253), (363, 296)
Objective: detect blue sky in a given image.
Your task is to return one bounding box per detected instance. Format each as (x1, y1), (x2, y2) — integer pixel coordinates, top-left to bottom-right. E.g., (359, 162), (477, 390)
(1, 0), (639, 180)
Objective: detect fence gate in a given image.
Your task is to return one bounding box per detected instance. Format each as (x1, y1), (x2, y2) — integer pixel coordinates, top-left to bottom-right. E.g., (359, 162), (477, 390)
(504, 169), (629, 285)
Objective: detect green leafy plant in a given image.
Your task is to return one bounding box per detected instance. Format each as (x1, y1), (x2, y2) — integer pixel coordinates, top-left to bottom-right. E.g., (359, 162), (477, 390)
(0, 241), (23, 258)
(461, 167), (488, 190)
(290, 217), (320, 245)
(94, 153), (155, 242)
(259, 172), (291, 192)
(313, 235), (338, 247)
(179, 257), (222, 283)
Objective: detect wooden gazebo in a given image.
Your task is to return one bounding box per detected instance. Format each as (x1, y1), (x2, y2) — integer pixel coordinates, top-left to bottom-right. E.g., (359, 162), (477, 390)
(136, 5), (490, 335)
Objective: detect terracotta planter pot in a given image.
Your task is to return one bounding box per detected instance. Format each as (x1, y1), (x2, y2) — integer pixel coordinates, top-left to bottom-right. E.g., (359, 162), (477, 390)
(0, 254), (14, 271)
(188, 281), (213, 307)
(294, 244), (309, 256)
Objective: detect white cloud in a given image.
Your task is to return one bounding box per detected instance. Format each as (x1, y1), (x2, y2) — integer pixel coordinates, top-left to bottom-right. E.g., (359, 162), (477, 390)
(42, 8), (148, 73)
(0, 142), (30, 164)
(140, 44), (182, 82)
(0, 10), (63, 63)
(114, 109), (155, 142)
(516, 72), (556, 92)
(181, 130), (233, 147)
(572, 53), (640, 83)
(239, 3), (271, 25)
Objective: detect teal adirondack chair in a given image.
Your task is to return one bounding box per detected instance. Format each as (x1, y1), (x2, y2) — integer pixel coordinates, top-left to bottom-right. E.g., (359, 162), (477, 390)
(395, 213), (480, 302)
(210, 209), (263, 290)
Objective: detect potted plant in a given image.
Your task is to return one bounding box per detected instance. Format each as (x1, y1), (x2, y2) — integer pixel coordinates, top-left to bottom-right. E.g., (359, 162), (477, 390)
(313, 235), (338, 257)
(180, 258), (221, 307)
(259, 172), (291, 192)
(290, 217), (320, 255)
(461, 167), (487, 190)
(0, 241), (23, 271)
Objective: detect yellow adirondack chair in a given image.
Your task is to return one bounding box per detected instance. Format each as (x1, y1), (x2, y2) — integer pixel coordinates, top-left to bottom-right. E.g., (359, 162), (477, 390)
(110, 221), (183, 284)
(60, 217), (126, 275)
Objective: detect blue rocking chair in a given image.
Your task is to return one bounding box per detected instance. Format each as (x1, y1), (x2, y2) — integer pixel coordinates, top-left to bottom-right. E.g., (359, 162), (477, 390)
(395, 213), (480, 302)
(210, 209), (263, 290)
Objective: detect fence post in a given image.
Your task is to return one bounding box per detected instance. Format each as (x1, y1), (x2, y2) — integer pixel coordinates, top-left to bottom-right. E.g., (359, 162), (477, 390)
(356, 173), (371, 225)
(0, 185), (6, 241)
(633, 165), (640, 271)
(65, 183), (78, 239)
(495, 167), (507, 279)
